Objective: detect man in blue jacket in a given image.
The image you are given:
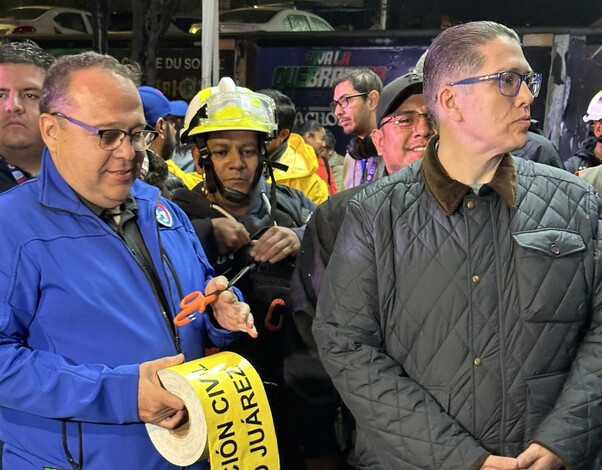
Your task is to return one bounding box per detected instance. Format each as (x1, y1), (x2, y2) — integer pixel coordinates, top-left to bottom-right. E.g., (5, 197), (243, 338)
(0, 51), (256, 469)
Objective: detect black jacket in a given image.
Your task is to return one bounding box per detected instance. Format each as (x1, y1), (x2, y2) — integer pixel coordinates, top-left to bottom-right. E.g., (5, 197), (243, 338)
(564, 137), (601, 174)
(0, 157), (32, 193)
(172, 177), (315, 386)
(314, 137), (602, 469)
(172, 177), (313, 266)
(512, 131), (565, 169)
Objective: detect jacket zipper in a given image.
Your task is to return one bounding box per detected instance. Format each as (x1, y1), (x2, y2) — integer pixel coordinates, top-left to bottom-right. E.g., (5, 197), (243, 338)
(93, 213), (182, 353)
(133, 248), (181, 353)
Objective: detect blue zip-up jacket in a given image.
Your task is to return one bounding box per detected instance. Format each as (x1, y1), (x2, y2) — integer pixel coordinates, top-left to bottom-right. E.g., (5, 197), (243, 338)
(0, 149), (238, 469)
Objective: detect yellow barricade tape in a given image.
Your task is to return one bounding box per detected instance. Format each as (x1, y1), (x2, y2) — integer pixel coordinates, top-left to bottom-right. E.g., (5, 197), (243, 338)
(146, 351), (280, 468)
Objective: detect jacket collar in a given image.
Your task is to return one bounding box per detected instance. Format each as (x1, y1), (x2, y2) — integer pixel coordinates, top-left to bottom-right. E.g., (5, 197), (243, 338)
(39, 148), (159, 214)
(421, 135), (518, 215)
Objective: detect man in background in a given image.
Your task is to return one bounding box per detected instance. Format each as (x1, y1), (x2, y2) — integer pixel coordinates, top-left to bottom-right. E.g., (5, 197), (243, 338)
(298, 119), (338, 195)
(320, 128), (345, 191)
(0, 40), (54, 193)
(173, 77), (315, 468)
(259, 88), (328, 204)
(565, 89), (602, 174)
(331, 68), (385, 189)
(138, 85), (201, 194)
(288, 72), (434, 470)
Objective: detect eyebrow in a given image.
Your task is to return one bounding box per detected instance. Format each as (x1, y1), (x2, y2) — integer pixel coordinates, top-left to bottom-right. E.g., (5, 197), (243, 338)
(500, 67), (533, 74)
(0, 87), (42, 92)
(96, 121), (147, 130)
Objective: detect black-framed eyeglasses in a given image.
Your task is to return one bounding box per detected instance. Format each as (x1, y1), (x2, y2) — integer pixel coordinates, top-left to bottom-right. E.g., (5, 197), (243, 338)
(447, 71), (542, 98)
(52, 112), (158, 152)
(379, 111), (433, 130)
(330, 92), (369, 112)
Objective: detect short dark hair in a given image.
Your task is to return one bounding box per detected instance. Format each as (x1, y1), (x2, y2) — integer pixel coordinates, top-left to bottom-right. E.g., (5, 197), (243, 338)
(323, 128), (336, 150)
(332, 68), (383, 94)
(258, 88), (296, 132)
(40, 51), (141, 114)
(297, 119), (324, 136)
(0, 39), (55, 69)
(423, 21), (520, 123)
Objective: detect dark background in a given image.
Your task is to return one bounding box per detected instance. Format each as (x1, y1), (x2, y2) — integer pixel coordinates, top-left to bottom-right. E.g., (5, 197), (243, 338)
(2, 0), (602, 31)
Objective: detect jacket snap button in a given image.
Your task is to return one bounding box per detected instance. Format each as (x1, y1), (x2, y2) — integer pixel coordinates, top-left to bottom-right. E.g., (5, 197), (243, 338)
(472, 275), (480, 284)
(467, 200), (475, 209)
(474, 357), (482, 366)
(550, 243), (560, 255)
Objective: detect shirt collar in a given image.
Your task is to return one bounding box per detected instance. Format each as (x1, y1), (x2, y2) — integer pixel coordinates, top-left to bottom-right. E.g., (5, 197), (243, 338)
(421, 135), (518, 215)
(80, 193), (138, 219)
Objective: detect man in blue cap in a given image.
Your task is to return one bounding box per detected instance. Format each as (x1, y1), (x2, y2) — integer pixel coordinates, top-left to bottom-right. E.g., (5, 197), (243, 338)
(138, 86), (201, 194)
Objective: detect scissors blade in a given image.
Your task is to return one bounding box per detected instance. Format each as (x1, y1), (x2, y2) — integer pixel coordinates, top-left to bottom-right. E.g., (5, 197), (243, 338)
(227, 263), (256, 287)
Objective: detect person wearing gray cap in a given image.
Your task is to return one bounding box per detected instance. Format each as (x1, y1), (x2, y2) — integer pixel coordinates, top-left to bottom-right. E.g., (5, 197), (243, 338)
(286, 71), (434, 470)
(371, 72), (434, 173)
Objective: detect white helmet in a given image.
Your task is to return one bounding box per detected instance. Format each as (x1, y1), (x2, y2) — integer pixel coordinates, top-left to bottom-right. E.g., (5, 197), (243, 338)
(583, 90), (602, 123)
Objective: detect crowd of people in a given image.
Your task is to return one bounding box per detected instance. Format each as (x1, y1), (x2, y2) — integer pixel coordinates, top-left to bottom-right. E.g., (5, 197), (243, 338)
(0, 20), (601, 470)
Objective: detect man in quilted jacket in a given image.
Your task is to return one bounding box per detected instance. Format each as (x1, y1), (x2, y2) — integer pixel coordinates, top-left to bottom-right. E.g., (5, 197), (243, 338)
(313, 21), (602, 470)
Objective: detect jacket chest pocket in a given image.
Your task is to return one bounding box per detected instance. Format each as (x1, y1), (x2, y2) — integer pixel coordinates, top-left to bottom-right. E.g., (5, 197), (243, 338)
(512, 229), (588, 322)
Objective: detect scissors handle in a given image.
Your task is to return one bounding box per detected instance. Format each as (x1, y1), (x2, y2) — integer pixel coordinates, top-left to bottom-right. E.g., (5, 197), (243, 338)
(174, 263), (255, 327)
(174, 291), (219, 326)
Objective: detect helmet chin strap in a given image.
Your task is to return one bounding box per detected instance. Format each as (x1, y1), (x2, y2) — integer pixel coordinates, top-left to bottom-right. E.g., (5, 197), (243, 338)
(218, 181), (251, 204)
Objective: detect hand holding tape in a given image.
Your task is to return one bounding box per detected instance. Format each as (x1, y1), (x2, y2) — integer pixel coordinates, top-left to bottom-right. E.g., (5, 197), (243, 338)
(146, 351), (279, 468)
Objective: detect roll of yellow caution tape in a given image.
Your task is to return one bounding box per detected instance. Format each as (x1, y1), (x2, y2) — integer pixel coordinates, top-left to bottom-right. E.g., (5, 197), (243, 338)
(146, 351), (280, 468)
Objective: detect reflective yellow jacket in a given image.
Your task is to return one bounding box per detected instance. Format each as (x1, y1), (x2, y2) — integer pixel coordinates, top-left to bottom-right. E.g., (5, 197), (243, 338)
(270, 133), (328, 205)
(166, 159), (203, 190)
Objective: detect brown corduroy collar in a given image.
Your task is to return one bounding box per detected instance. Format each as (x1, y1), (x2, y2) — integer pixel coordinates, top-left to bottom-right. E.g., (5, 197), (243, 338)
(421, 135), (518, 215)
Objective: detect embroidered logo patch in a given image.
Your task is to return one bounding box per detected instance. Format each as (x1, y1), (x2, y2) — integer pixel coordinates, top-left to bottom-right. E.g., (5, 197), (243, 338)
(156, 202), (173, 227)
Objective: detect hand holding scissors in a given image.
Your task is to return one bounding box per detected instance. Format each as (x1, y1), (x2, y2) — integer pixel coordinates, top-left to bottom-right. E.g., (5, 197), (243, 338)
(174, 265), (257, 338)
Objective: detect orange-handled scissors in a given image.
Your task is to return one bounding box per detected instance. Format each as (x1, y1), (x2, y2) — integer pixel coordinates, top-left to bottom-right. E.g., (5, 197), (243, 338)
(174, 263), (255, 327)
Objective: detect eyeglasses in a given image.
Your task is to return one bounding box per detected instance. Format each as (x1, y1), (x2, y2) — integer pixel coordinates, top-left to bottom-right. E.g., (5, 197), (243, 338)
(447, 71), (542, 98)
(330, 92), (369, 112)
(379, 111), (433, 129)
(52, 112), (158, 151)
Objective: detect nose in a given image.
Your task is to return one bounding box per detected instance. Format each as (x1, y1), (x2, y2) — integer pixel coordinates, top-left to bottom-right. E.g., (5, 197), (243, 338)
(414, 115), (434, 137)
(517, 80), (535, 107)
(112, 135), (137, 160)
(332, 102), (343, 117)
(228, 149), (247, 169)
(4, 92), (24, 113)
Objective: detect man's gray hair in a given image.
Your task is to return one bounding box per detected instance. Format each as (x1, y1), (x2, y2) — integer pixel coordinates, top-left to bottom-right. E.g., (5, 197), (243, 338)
(40, 51), (141, 113)
(333, 67), (383, 94)
(423, 21), (521, 123)
(0, 39), (55, 69)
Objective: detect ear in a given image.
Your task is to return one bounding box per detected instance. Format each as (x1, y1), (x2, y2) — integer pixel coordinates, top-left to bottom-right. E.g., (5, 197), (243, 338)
(191, 146), (205, 175)
(367, 90), (379, 111)
(39, 113), (60, 154)
(371, 128), (384, 155)
(278, 128), (290, 143)
(438, 86), (463, 122)
(593, 120), (602, 137)
(191, 145), (201, 164)
(155, 117), (167, 138)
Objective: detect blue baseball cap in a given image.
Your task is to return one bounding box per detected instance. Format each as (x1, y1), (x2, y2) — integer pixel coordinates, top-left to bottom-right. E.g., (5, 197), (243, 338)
(169, 99), (188, 118)
(138, 86), (186, 125)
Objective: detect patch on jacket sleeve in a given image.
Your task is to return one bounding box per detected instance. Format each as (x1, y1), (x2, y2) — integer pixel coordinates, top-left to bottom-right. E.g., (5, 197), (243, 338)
(155, 201), (173, 227)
